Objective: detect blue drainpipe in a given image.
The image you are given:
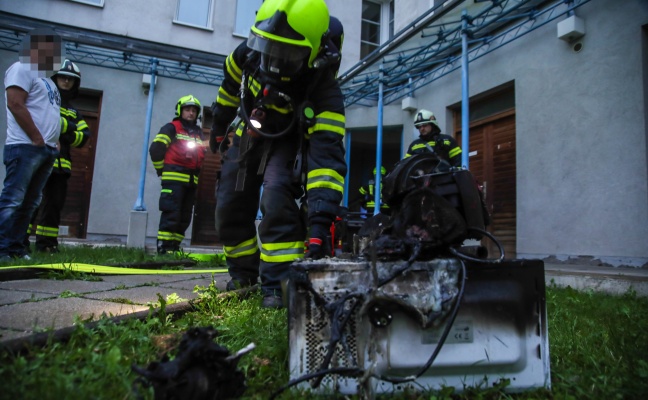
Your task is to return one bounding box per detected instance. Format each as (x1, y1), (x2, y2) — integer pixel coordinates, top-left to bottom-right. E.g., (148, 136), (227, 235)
(461, 10), (470, 169)
(374, 63), (384, 216)
(133, 58), (158, 211)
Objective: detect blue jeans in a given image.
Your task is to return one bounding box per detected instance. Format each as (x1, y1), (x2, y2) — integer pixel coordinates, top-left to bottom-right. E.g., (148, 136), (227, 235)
(0, 144), (57, 257)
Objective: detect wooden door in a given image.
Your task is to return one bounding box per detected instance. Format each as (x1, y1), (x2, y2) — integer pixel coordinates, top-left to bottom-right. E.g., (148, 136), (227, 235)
(59, 106), (100, 238)
(191, 141), (223, 245)
(457, 109), (517, 258)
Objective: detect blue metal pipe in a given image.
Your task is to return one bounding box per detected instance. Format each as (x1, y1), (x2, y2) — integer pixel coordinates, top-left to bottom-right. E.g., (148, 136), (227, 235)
(133, 58), (158, 211)
(374, 64), (384, 216)
(461, 10), (470, 169)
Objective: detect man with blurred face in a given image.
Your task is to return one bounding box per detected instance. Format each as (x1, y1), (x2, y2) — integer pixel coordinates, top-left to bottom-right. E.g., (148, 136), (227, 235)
(0, 28), (62, 260)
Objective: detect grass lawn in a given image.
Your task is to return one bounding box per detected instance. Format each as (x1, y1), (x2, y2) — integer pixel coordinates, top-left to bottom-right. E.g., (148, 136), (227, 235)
(0, 246), (647, 399)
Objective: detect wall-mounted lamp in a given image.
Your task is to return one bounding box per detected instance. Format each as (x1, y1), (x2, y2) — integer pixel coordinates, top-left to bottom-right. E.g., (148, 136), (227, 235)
(402, 76), (417, 112)
(402, 96), (418, 112)
(557, 15), (585, 43)
(142, 73), (153, 95)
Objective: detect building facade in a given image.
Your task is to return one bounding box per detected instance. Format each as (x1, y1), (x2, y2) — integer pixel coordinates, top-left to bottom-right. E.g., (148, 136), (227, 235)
(0, 0), (363, 247)
(1, 0), (647, 267)
(342, 0), (648, 267)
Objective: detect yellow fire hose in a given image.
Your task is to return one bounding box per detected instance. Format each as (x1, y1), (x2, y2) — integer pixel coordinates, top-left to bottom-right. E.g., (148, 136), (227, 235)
(0, 263), (228, 274)
(0, 253), (228, 275)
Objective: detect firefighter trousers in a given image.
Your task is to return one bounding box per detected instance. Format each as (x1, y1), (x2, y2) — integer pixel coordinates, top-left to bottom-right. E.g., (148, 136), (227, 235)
(215, 136), (305, 295)
(157, 179), (197, 253)
(30, 172), (69, 251)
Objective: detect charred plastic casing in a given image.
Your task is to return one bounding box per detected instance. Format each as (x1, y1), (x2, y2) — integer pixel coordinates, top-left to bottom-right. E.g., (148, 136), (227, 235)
(429, 170), (486, 232)
(382, 153), (488, 235)
(287, 258), (550, 395)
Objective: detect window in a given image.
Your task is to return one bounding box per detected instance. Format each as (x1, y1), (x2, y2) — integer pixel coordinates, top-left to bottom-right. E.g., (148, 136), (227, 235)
(361, 0), (394, 59)
(234, 0), (263, 37)
(68, 0), (104, 6)
(175, 0), (213, 29)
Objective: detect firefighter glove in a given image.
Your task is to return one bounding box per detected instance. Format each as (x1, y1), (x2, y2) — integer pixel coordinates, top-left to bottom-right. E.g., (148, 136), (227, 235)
(305, 223), (330, 260)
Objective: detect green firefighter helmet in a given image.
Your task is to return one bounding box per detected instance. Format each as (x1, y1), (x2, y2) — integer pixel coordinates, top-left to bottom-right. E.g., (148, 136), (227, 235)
(373, 166), (387, 176)
(248, 0), (330, 78)
(413, 109), (440, 131)
(175, 95), (201, 118)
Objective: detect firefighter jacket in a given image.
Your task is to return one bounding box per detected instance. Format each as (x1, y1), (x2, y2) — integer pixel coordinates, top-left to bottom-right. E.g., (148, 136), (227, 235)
(149, 119), (206, 185)
(358, 180), (389, 213)
(55, 102), (90, 175)
(405, 133), (462, 167)
(211, 41), (347, 227)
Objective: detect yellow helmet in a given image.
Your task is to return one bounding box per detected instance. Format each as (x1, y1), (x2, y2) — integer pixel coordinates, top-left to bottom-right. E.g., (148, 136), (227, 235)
(413, 109), (440, 131)
(248, 0), (329, 77)
(373, 166), (387, 176)
(175, 95), (201, 118)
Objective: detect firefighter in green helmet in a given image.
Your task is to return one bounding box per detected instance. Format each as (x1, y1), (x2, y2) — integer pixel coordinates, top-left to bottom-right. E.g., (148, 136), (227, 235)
(209, 0), (346, 308)
(150, 95), (206, 254)
(358, 166), (390, 216)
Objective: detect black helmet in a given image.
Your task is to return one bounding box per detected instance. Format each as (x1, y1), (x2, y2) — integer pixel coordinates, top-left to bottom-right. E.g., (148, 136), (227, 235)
(52, 59), (81, 99)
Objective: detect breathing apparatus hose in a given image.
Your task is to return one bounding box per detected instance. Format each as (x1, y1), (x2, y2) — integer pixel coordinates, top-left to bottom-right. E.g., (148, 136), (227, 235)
(239, 75), (298, 139)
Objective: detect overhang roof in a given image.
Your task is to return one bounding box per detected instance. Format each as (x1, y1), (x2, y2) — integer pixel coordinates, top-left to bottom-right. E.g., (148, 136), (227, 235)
(339, 0), (591, 108)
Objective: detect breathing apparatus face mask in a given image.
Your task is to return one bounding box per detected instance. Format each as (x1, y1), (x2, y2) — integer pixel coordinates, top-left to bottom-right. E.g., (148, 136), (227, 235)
(248, 32), (311, 81)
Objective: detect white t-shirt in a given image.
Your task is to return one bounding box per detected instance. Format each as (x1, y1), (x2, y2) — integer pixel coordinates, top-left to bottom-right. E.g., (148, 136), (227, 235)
(4, 61), (61, 147)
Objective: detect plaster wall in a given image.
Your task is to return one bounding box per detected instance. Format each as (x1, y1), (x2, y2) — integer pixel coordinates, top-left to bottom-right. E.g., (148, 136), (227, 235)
(0, 0), (362, 81)
(0, 0), (241, 56)
(80, 66), (218, 241)
(346, 0), (648, 266)
(0, 50), (218, 242)
(0, 0), (363, 246)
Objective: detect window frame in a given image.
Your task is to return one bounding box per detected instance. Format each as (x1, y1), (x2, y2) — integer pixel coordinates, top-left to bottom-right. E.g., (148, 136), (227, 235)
(361, 0), (394, 59)
(68, 0), (104, 7)
(173, 0), (215, 31)
(234, 0), (264, 38)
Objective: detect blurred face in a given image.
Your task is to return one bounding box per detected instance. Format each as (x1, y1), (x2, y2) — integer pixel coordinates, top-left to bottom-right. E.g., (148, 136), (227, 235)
(181, 106), (199, 122)
(19, 33), (63, 75)
(55, 75), (75, 90)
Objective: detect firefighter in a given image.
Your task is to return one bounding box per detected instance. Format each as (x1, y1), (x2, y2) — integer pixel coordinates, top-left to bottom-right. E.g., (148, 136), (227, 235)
(28, 59), (91, 253)
(209, 0), (346, 308)
(358, 166), (389, 215)
(150, 95), (206, 255)
(406, 109), (462, 167)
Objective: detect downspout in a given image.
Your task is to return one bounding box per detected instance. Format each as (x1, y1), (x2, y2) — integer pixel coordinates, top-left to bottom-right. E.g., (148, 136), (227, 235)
(461, 10), (470, 169)
(374, 63), (384, 216)
(133, 58), (158, 211)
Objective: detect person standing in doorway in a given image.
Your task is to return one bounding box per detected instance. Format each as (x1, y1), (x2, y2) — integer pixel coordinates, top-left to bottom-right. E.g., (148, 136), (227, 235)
(405, 109), (462, 168)
(28, 59), (91, 253)
(150, 95), (206, 255)
(0, 28), (62, 261)
(357, 166), (389, 216)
